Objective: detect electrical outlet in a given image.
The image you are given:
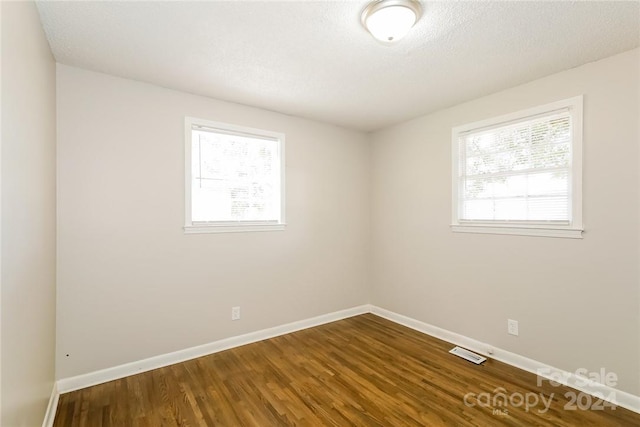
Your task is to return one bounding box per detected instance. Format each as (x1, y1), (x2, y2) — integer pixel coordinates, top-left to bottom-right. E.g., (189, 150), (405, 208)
(231, 306), (240, 321)
(507, 319), (519, 336)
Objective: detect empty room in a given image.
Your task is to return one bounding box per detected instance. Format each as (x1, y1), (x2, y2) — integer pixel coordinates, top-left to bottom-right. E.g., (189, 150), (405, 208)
(2, 0), (640, 426)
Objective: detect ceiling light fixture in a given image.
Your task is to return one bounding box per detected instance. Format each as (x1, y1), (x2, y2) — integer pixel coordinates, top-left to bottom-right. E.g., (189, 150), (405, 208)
(361, 0), (422, 43)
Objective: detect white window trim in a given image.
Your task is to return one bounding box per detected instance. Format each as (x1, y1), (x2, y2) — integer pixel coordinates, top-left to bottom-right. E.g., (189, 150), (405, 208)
(184, 117), (286, 234)
(451, 96), (584, 239)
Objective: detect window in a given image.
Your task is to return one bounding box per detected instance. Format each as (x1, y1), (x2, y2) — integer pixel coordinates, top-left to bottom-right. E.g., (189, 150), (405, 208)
(184, 117), (285, 233)
(451, 96), (583, 238)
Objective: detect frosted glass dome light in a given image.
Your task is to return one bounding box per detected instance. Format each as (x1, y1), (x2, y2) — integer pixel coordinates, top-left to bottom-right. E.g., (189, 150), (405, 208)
(361, 0), (422, 43)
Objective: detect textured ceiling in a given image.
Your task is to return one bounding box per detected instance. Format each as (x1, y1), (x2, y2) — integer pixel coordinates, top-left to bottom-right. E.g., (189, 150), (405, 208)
(37, 1), (640, 132)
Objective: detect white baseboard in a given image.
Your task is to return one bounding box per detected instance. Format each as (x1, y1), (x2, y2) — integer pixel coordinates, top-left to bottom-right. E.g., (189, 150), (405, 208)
(42, 383), (59, 427)
(50, 303), (639, 423)
(57, 304), (371, 394)
(370, 305), (640, 414)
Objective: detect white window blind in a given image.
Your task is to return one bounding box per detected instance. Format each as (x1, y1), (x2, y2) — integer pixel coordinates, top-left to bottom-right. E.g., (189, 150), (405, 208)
(451, 96), (583, 238)
(185, 118), (285, 233)
(459, 110), (571, 222)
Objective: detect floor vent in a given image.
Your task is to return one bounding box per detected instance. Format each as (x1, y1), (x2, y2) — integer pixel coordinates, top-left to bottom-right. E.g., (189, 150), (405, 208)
(449, 346), (487, 365)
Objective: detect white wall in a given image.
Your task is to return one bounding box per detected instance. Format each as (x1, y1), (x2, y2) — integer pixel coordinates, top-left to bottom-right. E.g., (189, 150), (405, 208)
(371, 48), (640, 395)
(56, 65), (370, 379)
(54, 35), (640, 403)
(1, 2), (57, 426)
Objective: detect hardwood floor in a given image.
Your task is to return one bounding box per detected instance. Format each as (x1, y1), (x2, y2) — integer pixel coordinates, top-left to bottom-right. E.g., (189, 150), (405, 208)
(53, 314), (640, 426)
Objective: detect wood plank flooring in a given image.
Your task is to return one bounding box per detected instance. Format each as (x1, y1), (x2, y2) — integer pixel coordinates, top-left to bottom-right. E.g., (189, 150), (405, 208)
(53, 314), (640, 426)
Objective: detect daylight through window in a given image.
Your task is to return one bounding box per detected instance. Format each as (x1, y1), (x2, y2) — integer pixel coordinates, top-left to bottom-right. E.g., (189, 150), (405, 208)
(451, 97), (583, 238)
(185, 118), (285, 233)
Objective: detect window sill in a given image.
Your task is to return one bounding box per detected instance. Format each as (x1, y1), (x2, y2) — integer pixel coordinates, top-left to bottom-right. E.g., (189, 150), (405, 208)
(451, 224), (583, 239)
(184, 223), (286, 234)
